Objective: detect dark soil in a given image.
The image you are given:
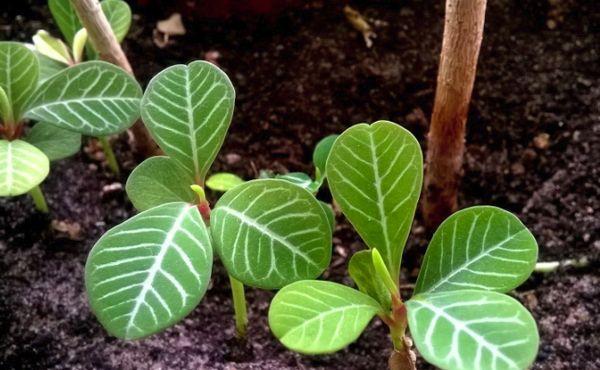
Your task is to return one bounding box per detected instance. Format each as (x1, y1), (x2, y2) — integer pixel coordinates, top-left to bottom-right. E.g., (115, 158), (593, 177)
(1, 0), (599, 369)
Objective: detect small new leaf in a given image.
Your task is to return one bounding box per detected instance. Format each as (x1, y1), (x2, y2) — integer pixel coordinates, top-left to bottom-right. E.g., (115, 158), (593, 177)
(313, 134), (338, 181)
(0, 140), (49, 196)
(205, 172), (245, 192)
(32, 30), (73, 65)
(414, 206), (538, 295)
(141, 61), (235, 184)
(269, 280), (381, 354)
(406, 290), (539, 370)
(24, 61), (142, 136)
(327, 120), (423, 280)
(126, 156), (196, 211)
(348, 250), (392, 311)
(85, 202), (213, 340)
(210, 179), (332, 289)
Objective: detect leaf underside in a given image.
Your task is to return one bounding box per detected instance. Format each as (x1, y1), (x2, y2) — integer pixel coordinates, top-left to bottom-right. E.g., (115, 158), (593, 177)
(415, 206), (538, 295)
(24, 61), (142, 136)
(125, 156), (196, 211)
(0, 140), (49, 196)
(141, 61), (235, 184)
(210, 179), (332, 290)
(85, 202), (213, 339)
(407, 290), (539, 370)
(26, 121), (81, 161)
(269, 280), (380, 354)
(327, 120), (423, 280)
(0, 42), (39, 120)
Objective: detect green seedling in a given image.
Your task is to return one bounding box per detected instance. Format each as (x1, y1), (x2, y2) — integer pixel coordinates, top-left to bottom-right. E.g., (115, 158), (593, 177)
(268, 121), (540, 370)
(32, 0), (133, 173)
(0, 41), (141, 212)
(85, 61), (333, 340)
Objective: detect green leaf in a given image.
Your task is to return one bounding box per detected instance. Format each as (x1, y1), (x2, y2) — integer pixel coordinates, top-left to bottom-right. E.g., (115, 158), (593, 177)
(313, 134), (338, 180)
(318, 200), (335, 233)
(415, 206), (538, 295)
(101, 0), (131, 43)
(268, 280), (380, 354)
(25, 121), (81, 161)
(32, 30), (73, 65)
(407, 290), (539, 370)
(348, 250), (391, 311)
(276, 172), (319, 193)
(0, 140), (49, 196)
(125, 156), (196, 211)
(327, 121), (423, 280)
(34, 50), (68, 83)
(0, 42), (39, 121)
(205, 172), (245, 192)
(24, 61), (142, 136)
(141, 61), (235, 184)
(210, 179), (332, 289)
(85, 202), (213, 339)
(48, 0), (82, 46)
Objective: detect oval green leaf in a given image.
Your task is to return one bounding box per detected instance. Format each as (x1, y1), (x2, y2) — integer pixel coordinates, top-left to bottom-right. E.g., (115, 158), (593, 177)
(101, 0), (131, 43)
(407, 290), (539, 370)
(125, 156), (196, 211)
(0, 42), (39, 121)
(348, 250), (391, 311)
(24, 61), (142, 136)
(327, 121), (423, 280)
(205, 172), (245, 192)
(48, 0), (82, 46)
(25, 122), (81, 161)
(85, 202), (213, 339)
(415, 206), (538, 295)
(210, 179), (332, 289)
(313, 134), (338, 180)
(269, 280), (380, 354)
(0, 140), (49, 196)
(141, 61), (235, 184)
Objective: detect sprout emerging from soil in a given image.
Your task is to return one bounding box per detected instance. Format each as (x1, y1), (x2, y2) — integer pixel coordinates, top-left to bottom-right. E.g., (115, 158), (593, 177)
(0, 41), (141, 212)
(85, 61), (334, 340)
(268, 121), (540, 370)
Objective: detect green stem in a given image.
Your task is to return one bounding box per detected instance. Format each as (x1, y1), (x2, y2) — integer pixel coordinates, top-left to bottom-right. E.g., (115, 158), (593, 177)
(98, 136), (119, 175)
(29, 185), (49, 213)
(229, 274), (248, 338)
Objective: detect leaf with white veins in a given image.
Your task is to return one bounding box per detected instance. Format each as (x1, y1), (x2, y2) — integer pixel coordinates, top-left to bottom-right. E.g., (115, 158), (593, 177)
(0, 140), (49, 196)
(0, 42), (39, 121)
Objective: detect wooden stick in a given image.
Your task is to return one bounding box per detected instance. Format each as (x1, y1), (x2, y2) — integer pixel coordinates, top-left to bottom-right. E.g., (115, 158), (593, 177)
(70, 0), (158, 158)
(422, 0), (487, 230)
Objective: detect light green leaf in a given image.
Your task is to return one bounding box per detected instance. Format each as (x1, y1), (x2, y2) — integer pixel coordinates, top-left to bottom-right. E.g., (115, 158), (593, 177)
(318, 200), (335, 233)
(125, 156), (196, 211)
(0, 140), (49, 196)
(407, 290), (539, 370)
(276, 172), (319, 193)
(48, 0), (82, 46)
(327, 121), (423, 280)
(141, 61), (235, 184)
(34, 50), (68, 83)
(313, 134), (338, 180)
(415, 206), (538, 295)
(210, 179), (332, 289)
(269, 280), (380, 354)
(101, 0), (131, 43)
(32, 30), (73, 65)
(25, 121), (81, 161)
(205, 172), (245, 192)
(0, 42), (39, 121)
(72, 28), (88, 63)
(85, 202), (213, 339)
(24, 61), (142, 136)
(348, 250), (391, 311)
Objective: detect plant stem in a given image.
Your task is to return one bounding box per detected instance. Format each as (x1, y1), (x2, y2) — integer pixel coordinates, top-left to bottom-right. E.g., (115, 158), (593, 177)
(535, 257), (590, 273)
(229, 274), (248, 338)
(98, 136), (120, 175)
(29, 185), (49, 213)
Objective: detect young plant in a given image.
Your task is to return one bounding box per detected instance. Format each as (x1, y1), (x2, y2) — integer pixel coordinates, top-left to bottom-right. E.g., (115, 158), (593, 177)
(0, 41), (141, 211)
(32, 0), (133, 173)
(84, 61), (333, 340)
(268, 121), (540, 370)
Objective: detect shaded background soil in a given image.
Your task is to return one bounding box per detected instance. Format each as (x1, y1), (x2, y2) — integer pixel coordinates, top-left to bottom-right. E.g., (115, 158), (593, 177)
(1, 0), (599, 369)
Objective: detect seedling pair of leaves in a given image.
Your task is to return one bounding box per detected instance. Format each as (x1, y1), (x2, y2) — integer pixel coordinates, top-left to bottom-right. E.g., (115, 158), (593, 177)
(0, 41), (141, 211)
(84, 61), (334, 340)
(268, 121), (540, 370)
